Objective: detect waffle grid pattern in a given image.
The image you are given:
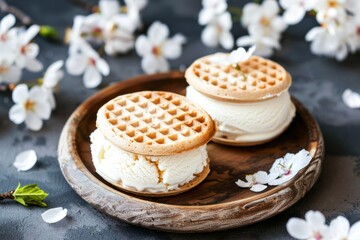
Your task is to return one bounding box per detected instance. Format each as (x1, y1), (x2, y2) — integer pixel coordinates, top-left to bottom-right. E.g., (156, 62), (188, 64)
(186, 55), (290, 102)
(193, 56), (286, 91)
(98, 91), (214, 155)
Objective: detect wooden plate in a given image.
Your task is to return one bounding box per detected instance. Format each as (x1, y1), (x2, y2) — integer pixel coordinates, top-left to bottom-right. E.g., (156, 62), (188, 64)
(58, 71), (324, 233)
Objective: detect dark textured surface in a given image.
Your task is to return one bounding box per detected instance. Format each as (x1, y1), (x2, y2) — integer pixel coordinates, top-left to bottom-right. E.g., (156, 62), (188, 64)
(0, 0), (360, 239)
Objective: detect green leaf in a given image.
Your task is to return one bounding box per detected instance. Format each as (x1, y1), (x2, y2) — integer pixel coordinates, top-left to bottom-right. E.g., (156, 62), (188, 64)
(12, 183), (48, 207)
(39, 25), (58, 39)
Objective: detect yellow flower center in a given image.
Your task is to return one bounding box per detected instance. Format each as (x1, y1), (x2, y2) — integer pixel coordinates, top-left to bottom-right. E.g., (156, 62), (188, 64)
(152, 46), (161, 56)
(0, 65), (9, 74)
(328, 0), (338, 8)
(88, 57), (96, 66)
(25, 100), (36, 111)
(91, 26), (103, 38)
(260, 17), (270, 26)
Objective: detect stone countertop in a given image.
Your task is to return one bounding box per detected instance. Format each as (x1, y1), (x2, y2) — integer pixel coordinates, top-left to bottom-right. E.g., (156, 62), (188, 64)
(1, 0), (360, 239)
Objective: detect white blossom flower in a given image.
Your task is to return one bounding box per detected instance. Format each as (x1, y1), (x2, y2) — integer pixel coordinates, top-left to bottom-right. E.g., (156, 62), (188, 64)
(41, 207), (68, 224)
(342, 89), (360, 109)
(237, 25), (281, 57)
(242, 0), (287, 35)
(313, 0), (356, 24)
(201, 11), (234, 49)
(68, 16), (86, 55)
(125, 0), (148, 29)
(0, 59), (22, 84)
(235, 171), (277, 192)
(99, 0), (121, 19)
(41, 60), (64, 109)
(239, 0), (286, 57)
(102, 14), (136, 55)
(268, 149), (312, 186)
(305, 17), (359, 61)
(135, 21), (186, 74)
(210, 46), (256, 66)
(66, 39), (109, 88)
(15, 25), (43, 72)
(0, 14), (16, 42)
(198, 0), (227, 25)
(9, 84), (51, 131)
(13, 149), (37, 172)
(328, 216), (360, 240)
(287, 210), (330, 240)
(279, 0), (314, 25)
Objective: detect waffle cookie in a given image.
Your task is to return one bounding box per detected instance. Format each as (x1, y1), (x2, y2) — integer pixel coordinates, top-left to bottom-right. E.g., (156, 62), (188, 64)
(185, 54), (296, 146)
(91, 91), (215, 196)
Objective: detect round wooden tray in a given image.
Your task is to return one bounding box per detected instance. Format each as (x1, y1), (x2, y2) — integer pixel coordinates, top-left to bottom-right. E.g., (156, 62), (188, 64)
(58, 71), (324, 233)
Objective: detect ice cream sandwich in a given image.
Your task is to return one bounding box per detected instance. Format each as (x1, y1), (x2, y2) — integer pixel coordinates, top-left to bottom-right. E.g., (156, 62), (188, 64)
(185, 54), (295, 146)
(90, 91), (215, 196)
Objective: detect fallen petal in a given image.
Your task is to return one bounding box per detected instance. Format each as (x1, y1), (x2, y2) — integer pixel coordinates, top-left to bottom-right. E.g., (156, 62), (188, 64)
(41, 207), (68, 224)
(250, 184), (267, 192)
(286, 218), (312, 239)
(342, 89), (360, 109)
(13, 149), (37, 171)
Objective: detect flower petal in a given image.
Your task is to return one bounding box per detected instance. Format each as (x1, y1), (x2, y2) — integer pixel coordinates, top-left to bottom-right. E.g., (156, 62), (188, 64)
(262, 0), (280, 18)
(305, 210), (326, 231)
(25, 58), (43, 72)
(44, 89), (56, 110)
(3, 65), (22, 84)
(99, 0), (120, 17)
(43, 71), (64, 89)
(236, 36), (255, 47)
(41, 207), (68, 224)
(349, 221), (360, 240)
(148, 21), (169, 45)
(0, 14), (16, 33)
(343, 89), (360, 109)
(135, 35), (152, 57)
(46, 60), (64, 74)
(198, 8), (214, 25)
(279, 0), (296, 9)
(162, 39), (181, 59)
(286, 218), (312, 239)
(96, 58), (110, 76)
(254, 171), (271, 184)
(9, 104), (26, 124)
(217, 11), (232, 30)
(250, 184), (267, 192)
(35, 101), (52, 120)
(242, 3), (260, 27)
(25, 43), (40, 58)
(29, 86), (47, 102)
(235, 179), (251, 188)
(84, 67), (102, 88)
(283, 7), (305, 25)
(172, 33), (186, 45)
(21, 25), (40, 45)
(201, 24), (218, 48)
(12, 84), (29, 104)
(25, 112), (43, 131)
(13, 149), (37, 172)
(329, 216), (350, 239)
(66, 54), (87, 76)
(291, 149), (312, 172)
(219, 30), (234, 50)
(141, 55), (169, 74)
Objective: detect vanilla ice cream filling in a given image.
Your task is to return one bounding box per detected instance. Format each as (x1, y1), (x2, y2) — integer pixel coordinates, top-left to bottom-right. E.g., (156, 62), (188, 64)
(90, 129), (208, 193)
(186, 86), (296, 142)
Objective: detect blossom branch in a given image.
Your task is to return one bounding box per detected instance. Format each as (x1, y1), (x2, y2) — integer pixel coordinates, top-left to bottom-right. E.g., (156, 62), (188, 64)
(0, 0), (32, 25)
(0, 190), (14, 201)
(66, 0), (97, 13)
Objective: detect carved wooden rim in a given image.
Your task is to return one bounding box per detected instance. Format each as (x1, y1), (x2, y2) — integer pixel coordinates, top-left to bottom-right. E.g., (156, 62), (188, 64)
(58, 71), (324, 233)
